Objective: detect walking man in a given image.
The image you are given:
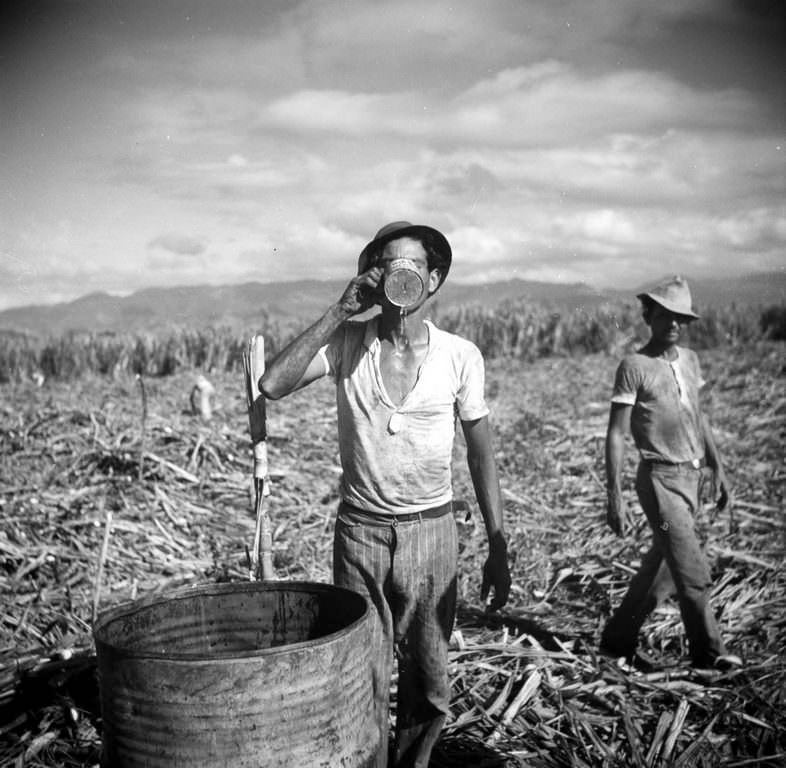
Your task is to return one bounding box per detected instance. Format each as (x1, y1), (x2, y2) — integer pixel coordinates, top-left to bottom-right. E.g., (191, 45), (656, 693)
(600, 276), (738, 670)
(261, 221), (511, 767)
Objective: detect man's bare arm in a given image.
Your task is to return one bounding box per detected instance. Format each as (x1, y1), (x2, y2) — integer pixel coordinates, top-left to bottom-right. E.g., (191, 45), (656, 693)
(461, 416), (510, 610)
(261, 268), (382, 400)
(605, 402), (631, 536)
(260, 306), (344, 400)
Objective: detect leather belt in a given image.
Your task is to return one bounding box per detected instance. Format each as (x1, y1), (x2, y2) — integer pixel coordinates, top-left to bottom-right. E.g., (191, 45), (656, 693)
(340, 500), (453, 525)
(645, 457), (706, 470)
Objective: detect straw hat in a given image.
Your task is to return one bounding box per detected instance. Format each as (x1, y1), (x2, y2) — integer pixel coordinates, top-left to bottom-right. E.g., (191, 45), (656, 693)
(637, 275), (699, 319)
(357, 221), (452, 287)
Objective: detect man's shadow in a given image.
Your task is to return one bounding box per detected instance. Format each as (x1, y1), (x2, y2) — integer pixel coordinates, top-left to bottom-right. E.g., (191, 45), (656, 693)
(456, 604), (569, 651)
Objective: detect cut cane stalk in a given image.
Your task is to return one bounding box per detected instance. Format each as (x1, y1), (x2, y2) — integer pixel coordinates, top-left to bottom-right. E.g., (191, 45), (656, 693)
(243, 335), (274, 581)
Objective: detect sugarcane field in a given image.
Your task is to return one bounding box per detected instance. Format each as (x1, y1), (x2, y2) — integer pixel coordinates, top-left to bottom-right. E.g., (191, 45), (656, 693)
(1, 301), (784, 768)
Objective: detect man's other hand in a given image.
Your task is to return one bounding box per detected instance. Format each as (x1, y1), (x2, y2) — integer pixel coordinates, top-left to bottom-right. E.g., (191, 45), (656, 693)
(606, 489), (629, 537)
(481, 545), (511, 611)
(714, 468), (730, 512)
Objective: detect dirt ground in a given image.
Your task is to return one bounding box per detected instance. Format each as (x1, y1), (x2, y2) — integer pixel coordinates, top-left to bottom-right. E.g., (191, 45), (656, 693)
(1, 341), (784, 766)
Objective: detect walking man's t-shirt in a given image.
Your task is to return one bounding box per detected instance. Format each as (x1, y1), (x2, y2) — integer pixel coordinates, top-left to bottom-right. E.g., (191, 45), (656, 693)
(611, 346), (705, 464)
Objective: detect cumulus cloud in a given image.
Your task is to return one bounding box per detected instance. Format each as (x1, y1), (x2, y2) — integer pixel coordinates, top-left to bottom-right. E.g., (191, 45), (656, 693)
(448, 226), (507, 270)
(260, 60), (760, 148)
(554, 209), (637, 248)
(147, 233), (206, 257)
(715, 208), (786, 250)
(265, 90), (411, 135)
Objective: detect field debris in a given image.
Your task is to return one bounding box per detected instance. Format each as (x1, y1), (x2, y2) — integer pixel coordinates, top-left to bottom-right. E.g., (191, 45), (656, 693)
(1, 343), (784, 767)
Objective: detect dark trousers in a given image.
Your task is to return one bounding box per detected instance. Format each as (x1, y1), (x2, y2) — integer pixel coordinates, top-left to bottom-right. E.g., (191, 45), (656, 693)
(601, 462), (726, 666)
(333, 503), (458, 768)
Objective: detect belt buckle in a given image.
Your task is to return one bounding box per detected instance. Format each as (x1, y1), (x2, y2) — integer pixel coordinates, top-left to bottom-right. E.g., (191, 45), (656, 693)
(690, 458), (701, 469)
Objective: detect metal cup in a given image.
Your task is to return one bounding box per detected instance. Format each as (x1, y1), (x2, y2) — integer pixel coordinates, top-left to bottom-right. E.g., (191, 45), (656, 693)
(383, 258), (425, 308)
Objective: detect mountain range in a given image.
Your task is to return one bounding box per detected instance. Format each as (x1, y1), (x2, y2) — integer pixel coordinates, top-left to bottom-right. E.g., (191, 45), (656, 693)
(1, 271), (783, 337)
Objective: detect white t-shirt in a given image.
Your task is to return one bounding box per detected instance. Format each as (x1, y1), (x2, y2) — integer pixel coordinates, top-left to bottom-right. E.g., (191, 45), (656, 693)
(318, 317), (489, 515)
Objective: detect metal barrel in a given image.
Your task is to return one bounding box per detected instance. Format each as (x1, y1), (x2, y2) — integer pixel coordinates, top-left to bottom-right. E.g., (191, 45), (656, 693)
(93, 581), (380, 767)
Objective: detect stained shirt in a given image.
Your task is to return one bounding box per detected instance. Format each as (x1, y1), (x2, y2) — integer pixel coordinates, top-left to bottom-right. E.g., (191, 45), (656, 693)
(611, 346), (705, 464)
(317, 317), (489, 515)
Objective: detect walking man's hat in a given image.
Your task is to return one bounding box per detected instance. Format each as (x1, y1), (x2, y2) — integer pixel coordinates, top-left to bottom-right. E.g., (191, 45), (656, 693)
(637, 275), (699, 319)
(357, 221), (452, 287)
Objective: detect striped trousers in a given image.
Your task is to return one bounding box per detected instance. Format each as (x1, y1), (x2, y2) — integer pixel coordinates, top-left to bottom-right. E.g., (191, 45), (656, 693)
(333, 502), (458, 768)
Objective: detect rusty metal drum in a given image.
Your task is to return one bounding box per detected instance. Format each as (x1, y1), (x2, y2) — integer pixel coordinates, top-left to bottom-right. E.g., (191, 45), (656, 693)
(93, 581), (380, 767)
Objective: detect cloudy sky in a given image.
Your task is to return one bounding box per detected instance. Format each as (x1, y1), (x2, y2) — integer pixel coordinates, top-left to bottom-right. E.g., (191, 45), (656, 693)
(1, 0), (784, 310)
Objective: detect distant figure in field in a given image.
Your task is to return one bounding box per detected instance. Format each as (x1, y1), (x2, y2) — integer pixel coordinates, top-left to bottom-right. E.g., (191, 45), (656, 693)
(190, 374), (215, 421)
(261, 221), (511, 767)
(601, 276), (739, 670)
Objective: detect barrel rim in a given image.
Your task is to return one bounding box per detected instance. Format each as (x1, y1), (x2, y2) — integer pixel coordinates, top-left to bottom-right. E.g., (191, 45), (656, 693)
(93, 580), (370, 662)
